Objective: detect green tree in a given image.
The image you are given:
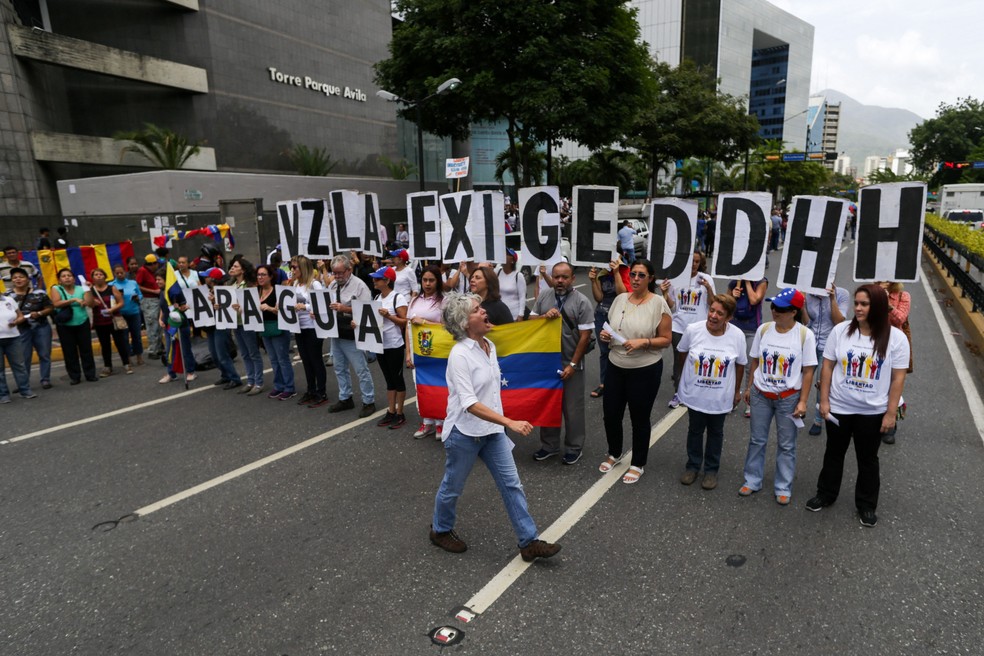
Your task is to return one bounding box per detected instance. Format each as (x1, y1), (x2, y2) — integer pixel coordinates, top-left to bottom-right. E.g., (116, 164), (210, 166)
(626, 59), (761, 194)
(375, 0), (655, 188)
(114, 123), (203, 169)
(909, 97), (984, 186)
(752, 140), (830, 200)
(285, 145), (338, 176)
(586, 149), (634, 190)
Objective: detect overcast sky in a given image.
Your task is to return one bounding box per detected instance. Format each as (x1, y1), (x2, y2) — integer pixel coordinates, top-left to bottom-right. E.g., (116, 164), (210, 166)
(770, 0), (979, 119)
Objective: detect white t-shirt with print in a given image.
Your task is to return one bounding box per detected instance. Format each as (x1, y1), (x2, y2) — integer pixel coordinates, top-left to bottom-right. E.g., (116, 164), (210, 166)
(670, 272), (715, 334)
(823, 322), (909, 415)
(750, 322), (818, 394)
(677, 322), (748, 414)
(379, 291), (408, 349)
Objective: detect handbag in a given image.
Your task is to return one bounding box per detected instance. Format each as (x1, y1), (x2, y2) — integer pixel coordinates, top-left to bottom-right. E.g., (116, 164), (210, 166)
(53, 286), (74, 325)
(112, 314), (128, 331)
(262, 320), (282, 338)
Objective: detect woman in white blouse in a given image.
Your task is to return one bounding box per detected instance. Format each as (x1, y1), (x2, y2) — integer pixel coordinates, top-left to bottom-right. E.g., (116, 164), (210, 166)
(598, 259), (673, 485)
(429, 293), (561, 562)
(496, 249), (527, 321)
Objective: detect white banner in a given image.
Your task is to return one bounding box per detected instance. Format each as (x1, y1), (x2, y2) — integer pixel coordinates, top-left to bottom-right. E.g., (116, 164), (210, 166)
(854, 182), (926, 282)
(778, 196), (848, 295)
(649, 198), (698, 296)
(570, 185), (619, 268)
(352, 299), (383, 354)
(711, 192), (772, 281)
(518, 186), (562, 268)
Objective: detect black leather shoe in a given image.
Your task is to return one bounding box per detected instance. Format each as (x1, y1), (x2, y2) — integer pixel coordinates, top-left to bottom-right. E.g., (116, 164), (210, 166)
(329, 398), (355, 413)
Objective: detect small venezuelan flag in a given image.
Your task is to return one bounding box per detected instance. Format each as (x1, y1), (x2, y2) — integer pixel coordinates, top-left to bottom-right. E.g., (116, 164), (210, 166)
(411, 319), (563, 427)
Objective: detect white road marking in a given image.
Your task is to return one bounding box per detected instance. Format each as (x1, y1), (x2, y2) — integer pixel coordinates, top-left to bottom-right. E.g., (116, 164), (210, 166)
(841, 245), (849, 253)
(463, 406), (687, 615)
(132, 398), (416, 517)
(919, 274), (984, 445)
(1, 367), (274, 445)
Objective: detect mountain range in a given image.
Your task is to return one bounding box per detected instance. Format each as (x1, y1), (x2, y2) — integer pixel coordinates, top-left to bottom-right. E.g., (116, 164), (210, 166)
(814, 89), (924, 168)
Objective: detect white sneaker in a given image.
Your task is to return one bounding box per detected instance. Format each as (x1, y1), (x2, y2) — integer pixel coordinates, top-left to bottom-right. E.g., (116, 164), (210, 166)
(413, 423), (435, 439)
(668, 393), (681, 409)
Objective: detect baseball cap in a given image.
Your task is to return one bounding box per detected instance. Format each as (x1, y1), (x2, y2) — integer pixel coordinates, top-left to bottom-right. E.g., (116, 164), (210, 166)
(369, 266), (397, 282)
(767, 288), (805, 309)
(388, 249), (410, 262)
(144, 254), (158, 263)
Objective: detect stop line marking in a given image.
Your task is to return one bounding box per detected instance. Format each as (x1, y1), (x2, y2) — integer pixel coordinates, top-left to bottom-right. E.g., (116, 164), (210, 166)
(462, 406), (686, 616)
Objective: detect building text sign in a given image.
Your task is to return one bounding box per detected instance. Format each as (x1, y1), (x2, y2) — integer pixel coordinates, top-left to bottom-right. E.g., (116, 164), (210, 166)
(266, 67), (367, 102)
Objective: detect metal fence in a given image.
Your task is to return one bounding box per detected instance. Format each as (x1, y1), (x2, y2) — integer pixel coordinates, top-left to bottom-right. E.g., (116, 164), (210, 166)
(924, 226), (984, 314)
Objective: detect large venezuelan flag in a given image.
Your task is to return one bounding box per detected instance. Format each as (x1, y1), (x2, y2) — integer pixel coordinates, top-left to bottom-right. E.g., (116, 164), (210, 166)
(25, 242), (135, 289)
(411, 319), (563, 427)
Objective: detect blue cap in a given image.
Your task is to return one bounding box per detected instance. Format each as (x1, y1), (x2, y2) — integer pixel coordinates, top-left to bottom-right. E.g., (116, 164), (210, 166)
(766, 287), (805, 309)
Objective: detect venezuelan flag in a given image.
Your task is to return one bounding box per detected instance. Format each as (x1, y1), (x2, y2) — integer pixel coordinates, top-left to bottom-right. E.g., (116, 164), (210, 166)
(411, 319), (563, 427)
(163, 260), (181, 305)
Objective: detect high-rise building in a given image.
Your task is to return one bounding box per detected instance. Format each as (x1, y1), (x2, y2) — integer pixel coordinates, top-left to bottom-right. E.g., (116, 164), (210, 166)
(1, 0), (397, 222)
(808, 94), (841, 168)
(633, 0), (814, 145)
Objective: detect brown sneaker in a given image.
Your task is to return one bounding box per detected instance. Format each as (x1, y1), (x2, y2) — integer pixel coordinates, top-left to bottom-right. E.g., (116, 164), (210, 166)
(680, 470), (698, 485)
(429, 527), (467, 554)
(520, 539), (561, 562)
(701, 472), (718, 490)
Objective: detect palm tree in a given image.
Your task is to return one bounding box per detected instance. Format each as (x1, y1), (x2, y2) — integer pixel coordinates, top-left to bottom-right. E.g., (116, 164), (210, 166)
(674, 158), (706, 193)
(494, 140), (546, 189)
(587, 149), (633, 190)
(114, 123), (202, 169)
(377, 155), (417, 181)
(285, 145), (338, 176)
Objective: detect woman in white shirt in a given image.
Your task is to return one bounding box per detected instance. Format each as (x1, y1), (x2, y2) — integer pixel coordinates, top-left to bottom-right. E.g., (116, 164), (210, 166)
(739, 288), (817, 505)
(807, 284), (909, 528)
(662, 251), (715, 408)
(370, 266), (409, 429)
(676, 294), (748, 491)
(429, 293), (561, 563)
(496, 249), (527, 321)
(598, 259), (673, 485)
(389, 248), (419, 299)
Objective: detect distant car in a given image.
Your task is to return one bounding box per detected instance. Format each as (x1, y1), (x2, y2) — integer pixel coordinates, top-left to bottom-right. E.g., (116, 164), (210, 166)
(505, 231), (571, 283)
(628, 218), (650, 259)
(943, 209), (984, 230)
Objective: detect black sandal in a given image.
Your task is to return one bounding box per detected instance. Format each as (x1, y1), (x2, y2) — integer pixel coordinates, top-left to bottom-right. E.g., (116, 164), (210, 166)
(590, 385), (604, 398)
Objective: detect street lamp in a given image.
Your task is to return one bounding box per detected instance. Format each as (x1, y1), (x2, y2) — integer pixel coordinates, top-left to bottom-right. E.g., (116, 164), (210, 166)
(376, 77), (462, 192)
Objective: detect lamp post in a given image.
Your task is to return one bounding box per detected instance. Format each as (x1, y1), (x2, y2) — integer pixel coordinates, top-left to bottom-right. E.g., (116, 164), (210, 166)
(377, 77), (462, 192)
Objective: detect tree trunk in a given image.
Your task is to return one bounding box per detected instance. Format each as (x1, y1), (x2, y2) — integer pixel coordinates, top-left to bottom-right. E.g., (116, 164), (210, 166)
(506, 119), (521, 195)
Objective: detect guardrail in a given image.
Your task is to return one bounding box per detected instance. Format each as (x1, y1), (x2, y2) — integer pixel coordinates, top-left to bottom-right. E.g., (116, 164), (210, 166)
(924, 225), (984, 314)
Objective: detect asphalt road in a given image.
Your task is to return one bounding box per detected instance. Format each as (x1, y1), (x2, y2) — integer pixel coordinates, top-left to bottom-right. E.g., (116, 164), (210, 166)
(2, 248), (982, 655)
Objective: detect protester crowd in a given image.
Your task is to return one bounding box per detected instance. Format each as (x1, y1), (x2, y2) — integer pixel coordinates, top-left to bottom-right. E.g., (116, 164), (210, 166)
(1, 208), (913, 560)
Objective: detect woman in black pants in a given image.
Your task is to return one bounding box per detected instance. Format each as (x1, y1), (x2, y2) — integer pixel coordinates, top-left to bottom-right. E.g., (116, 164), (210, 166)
(48, 268), (97, 384)
(291, 255), (329, 407)
(87, 267), (131, 376)
(369, 266), (409, 428)
(598, 259), (673, 484)
(808, 284), (909, 527)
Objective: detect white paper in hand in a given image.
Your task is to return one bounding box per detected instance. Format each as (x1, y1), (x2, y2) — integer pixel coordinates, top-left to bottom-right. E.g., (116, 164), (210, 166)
(602, 321), (627, 345)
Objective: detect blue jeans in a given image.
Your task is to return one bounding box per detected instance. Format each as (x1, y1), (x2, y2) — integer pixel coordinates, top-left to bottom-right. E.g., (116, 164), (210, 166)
(331, 338), (374, 404)
(744, 388), (801, 496)
(207, 328), (240, 383)
(20, 321), (52, 384)
(122, 312), (143, 356)
(234, 326), (264, 387)
(594, 309), (610, 386)
(685, 408), (727, 473)
(1, 336), (31, 398)
(432, 427), (539, 548)
(263, 331), (294, 393)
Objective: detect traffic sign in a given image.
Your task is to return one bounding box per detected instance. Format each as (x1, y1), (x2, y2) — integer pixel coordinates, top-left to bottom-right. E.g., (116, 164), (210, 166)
(782, 152), (806, 162)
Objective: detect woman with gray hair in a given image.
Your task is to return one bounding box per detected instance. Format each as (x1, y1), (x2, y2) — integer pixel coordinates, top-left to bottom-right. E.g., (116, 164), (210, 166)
(429, 293), (561, 562)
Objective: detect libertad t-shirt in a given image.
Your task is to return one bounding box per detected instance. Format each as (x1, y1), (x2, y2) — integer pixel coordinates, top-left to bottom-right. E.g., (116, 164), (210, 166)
(823, 322), (910, 415)
(677, 322), (748, 414)
(671, 273), (715, 334)
(750, 322), (818, 394)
